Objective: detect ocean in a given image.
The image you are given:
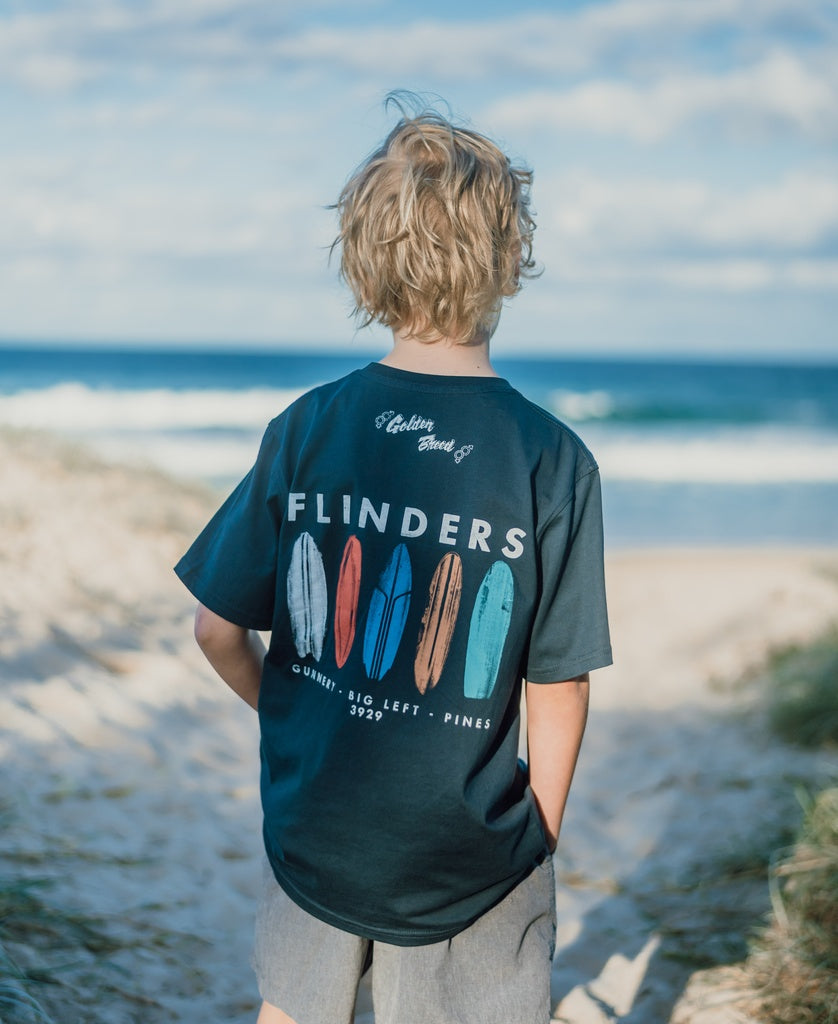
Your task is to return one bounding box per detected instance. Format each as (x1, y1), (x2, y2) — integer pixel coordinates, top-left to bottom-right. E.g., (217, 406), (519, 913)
(2, 344), (837, 548)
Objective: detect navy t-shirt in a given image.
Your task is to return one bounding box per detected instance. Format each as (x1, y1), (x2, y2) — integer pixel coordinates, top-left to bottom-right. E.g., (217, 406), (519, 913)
(175, 362), (612, 945)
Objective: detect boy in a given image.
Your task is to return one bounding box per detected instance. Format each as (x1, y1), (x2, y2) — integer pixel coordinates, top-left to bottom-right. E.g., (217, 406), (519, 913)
(175, 96), (611, 1024)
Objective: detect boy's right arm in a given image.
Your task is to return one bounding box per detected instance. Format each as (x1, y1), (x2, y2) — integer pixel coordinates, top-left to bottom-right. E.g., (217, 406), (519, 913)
(526, 675), (590, 852)
(193, 603), (265, 710)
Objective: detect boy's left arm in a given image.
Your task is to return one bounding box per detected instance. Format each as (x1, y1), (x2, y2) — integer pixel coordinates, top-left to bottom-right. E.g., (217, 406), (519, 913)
(526, 675), (590, 852)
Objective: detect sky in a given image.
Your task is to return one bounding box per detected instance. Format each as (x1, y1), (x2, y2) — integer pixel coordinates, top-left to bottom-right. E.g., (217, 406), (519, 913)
(1, 0), (837, 360)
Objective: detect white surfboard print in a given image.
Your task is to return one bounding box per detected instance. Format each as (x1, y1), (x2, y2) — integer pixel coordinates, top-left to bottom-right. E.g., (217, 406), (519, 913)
(287, 532), (328, 660)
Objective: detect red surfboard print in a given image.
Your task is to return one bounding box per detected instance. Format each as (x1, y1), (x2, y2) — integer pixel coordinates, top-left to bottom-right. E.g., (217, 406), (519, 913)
(334, 535), (361, 668)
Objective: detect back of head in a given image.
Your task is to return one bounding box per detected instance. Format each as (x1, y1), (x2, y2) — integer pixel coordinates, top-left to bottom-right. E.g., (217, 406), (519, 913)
(334, 94), (537, 344)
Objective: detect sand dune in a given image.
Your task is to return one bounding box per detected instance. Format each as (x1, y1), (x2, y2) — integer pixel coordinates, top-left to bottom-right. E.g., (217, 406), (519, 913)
(1, 427), (836, 1023)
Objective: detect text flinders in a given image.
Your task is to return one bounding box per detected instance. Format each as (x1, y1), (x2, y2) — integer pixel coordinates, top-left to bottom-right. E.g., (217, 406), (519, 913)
(287, 493), (526, 559)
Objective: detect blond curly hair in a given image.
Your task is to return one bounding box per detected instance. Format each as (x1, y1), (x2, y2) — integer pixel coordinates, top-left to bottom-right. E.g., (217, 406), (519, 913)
(333, 96), (537, 343)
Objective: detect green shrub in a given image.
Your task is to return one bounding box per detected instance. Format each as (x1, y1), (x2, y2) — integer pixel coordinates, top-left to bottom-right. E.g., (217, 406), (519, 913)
(763, 630), (838, 748)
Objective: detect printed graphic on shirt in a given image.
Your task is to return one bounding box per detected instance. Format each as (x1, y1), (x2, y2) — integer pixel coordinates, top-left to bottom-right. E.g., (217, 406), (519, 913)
(363, 543), (412, 681)
(283, 483), (525, 728)
(334, 535), (362, 668)
(290, 660), (494, 731)
(287, 492), (527, 560)
(414, 552), (463, 694)
(282, 530), (517, 735)
(464, 561), (514, 700)
(375, 409), (474, 464)
(287, 532), (328, 660)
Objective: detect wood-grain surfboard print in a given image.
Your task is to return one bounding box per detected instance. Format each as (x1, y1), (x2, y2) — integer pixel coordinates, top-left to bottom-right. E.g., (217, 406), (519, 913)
(334, 535), (361, 669)
(463, 560), (514, 700)
(287, 532), (328, 661)
(414, 552), (462, 694)
(363, 543), (412, 682)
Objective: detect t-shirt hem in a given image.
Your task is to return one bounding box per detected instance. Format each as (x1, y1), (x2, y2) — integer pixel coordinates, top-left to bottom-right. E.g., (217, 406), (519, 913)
(173, 561), (274, 632)
(525, 645), (613, 683)
(268, 866), (484, 947)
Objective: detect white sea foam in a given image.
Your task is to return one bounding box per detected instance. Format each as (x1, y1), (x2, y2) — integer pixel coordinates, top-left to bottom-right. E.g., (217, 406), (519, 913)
(2, 383), (838, 488)
(0, 383), (305, 433)
(550, 389), (615, 421)
(594, 428), (838, 484)
(89, 433), (262, 485)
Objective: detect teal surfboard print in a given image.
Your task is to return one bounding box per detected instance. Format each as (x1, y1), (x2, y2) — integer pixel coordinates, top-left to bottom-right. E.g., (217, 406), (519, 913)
(464, 561), (514, 700)
(287, 532), (328, 661)
(363, 543), (412, 681)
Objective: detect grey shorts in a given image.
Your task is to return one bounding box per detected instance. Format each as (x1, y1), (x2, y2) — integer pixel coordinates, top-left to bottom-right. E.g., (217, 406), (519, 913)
(252, 858), (556, 1024)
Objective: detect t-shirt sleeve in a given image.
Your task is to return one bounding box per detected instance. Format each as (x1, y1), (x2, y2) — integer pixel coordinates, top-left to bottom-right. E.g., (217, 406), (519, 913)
(524, 465), (613, 683)
(174, 424), (283, 631)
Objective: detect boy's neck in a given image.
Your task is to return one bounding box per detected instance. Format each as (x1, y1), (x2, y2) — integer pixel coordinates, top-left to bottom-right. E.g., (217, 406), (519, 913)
(381, 328), (499, 378)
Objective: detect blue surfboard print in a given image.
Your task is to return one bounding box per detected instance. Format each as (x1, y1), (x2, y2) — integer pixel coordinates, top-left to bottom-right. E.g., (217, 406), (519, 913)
(464, 561), (514, 700)
(363, 543), (412, 681)
(287, 532), (328, 661)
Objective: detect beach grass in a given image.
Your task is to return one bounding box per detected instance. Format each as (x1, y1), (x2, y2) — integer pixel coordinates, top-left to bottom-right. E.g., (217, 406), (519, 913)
(761, 627), (838, 749)
(742, 627), (838, 1023)
(0, 866), (137, 1024)
(0, 809), (209, 1024)
(0, 863), (211, 1024)
(0, 874), (85, 1024)
(745, 786), (838, 1023)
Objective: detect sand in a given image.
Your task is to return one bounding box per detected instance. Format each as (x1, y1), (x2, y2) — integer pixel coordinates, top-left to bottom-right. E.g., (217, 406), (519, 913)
(1, 426), (837, 1023)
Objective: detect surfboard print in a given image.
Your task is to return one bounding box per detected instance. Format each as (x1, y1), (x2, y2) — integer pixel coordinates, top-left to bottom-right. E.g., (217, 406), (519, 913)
(334, 535), (361, 668)
(363, 543), (412, 682)
(287, 532), (328, 661)
(414, 552), (462, 694)
(463, 561), (514, 700)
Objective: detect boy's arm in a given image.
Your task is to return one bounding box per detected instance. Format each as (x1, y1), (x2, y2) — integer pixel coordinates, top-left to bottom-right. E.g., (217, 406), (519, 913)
(193, 603), (266, 710)
(526, 675), (590, 852)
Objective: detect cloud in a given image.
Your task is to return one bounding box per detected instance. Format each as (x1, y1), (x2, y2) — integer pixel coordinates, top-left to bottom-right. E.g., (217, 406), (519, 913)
(529, 169), (838, 294)
(0, 0), (341, 91)
(0, 147), (348, 342)
(257, 0), (838, 83)
(1, 0), (834, 91)
(488, 52), (838, 142)
(0, 153), (333, 279)
(547, 256), (838, 293)
(544, 170), (838, 253)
